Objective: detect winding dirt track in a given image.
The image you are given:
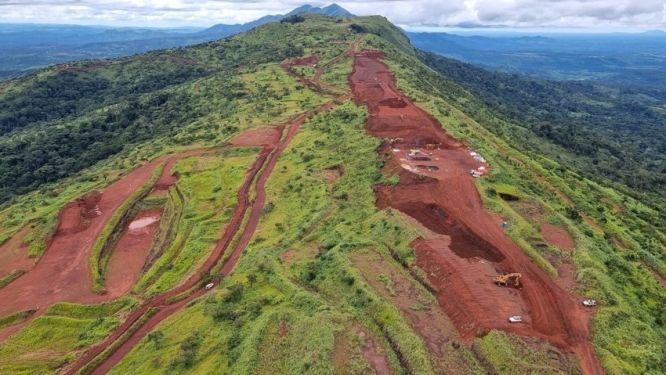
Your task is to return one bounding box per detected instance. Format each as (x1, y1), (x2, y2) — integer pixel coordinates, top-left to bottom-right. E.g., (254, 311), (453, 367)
(349, 50), (602, 375)
(63, 44), (351, 374)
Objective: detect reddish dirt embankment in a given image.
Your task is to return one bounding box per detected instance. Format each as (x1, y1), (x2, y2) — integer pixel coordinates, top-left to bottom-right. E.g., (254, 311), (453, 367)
(105, 209), (163, 296)
(541, 223), (575, 251)
(65, 41), (354, 375)
(350, 50), (602, 375)
(0, 163), (160, 319)
(0, 227), (34, 279)
(66, 101), (338, 375)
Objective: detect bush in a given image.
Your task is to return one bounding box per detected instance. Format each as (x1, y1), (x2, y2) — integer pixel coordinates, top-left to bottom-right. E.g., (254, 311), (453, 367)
(281, 15), (305, 24)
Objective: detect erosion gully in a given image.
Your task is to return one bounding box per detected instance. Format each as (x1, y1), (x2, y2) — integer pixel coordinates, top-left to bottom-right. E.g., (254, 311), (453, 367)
(62, 43), (355, 374)
(349, 50), (602, 375)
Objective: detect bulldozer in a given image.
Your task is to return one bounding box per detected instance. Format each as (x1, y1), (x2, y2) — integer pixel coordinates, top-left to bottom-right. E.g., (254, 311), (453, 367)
(493, 273), (522, 287)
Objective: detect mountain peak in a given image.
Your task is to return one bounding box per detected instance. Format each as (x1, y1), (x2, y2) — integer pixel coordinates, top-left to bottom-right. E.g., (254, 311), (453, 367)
(287, 3), (354, 17)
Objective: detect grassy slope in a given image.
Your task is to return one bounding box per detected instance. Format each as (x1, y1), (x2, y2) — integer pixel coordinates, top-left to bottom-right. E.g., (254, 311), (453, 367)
(0, 298), (135, 374)
(355, 20), (665, 373)
(0, 15), (663, 375)
(140, 150), (257, 296)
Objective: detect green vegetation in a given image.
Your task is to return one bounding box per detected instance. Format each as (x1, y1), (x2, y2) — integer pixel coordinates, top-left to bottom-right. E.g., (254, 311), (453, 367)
(421, 52), (666, 209)
(76, 307), (159, 375)
(0, 300), (134, 374)
(0, 20), (330, 204)
(0, 270), (26, 289)
(0, 310), (35, 330)
(0, 14), (663, 375)
(45, 298), (136, 320)
(360, 29), (665, 374)
(136, 150), (256, 296)
(475, 331), (581, 374)
(90, 165), (163, 293)
(319, 57), (353, 90)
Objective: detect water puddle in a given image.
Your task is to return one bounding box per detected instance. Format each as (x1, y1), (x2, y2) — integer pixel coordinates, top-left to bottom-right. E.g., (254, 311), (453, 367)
(129, 215), (160, 231)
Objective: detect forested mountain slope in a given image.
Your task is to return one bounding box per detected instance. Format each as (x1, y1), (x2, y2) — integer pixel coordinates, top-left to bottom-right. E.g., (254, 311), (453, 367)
(419, 52), (666, 209)
(0, 15), (663, 375)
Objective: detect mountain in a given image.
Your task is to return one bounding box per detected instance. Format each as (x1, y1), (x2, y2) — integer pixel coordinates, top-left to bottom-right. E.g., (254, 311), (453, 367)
(200, 3), (353, 37)
(409, 31), (666, 88)
(0, 14), (663, 375)
(0, 4), (354, 80)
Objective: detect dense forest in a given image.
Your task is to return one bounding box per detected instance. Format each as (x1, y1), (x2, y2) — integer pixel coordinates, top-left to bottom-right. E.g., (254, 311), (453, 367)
(0, 27), (306, 204)
(420, 52), (666, 205)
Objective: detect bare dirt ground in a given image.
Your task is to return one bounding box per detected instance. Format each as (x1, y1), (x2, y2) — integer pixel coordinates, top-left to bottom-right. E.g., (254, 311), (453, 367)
(0, 163), (160, 319)
(360, 329), (391, 375)
(229, 126), (282, 147)
(541, 223), (575, 251)
(66, 98), (345, 375)
(60, 39), (356, 374)
(0, 226), (34, 279)
(350, 50), (602, 375)
(105, 209), (163, 296)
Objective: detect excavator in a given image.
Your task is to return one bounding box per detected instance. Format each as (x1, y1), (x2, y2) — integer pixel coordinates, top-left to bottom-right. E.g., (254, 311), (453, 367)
(493, 273), (522, 288)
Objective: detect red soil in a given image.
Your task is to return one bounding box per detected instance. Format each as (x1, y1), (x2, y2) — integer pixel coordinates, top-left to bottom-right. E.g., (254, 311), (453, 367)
(65, 40), (356, 375)
(290, 54), (320, 66)
(229, 126), (282, 147)
(0, 162), (160, 319)
(541, 223), (575, 251)
(152, 148), (217, 191)
(359, 330), (391, 375)
(66, 100), (339, 375)
(350, 50), (602, 375)
(105, 209), (163, 296)
(0, 227), (34, 280)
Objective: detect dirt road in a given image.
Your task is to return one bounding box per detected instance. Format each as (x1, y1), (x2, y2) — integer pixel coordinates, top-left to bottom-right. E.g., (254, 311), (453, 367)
(349, 50), (602, 375)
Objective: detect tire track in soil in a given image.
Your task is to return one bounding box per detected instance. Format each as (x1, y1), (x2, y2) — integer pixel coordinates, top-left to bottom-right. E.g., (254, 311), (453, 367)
(349, 50), (603, 375)
(64, 41), (356, 374)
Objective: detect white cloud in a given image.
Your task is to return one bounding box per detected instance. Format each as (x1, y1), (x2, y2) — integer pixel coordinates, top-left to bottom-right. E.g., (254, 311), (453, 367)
(0, 0), (663, 29)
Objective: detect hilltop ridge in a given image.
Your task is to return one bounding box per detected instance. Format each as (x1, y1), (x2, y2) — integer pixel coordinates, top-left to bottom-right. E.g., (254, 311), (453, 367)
(0, 14), (663, 375)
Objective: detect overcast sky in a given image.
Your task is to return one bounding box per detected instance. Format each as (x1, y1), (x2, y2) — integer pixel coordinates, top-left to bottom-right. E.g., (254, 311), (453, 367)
(0, 0), (664, 31)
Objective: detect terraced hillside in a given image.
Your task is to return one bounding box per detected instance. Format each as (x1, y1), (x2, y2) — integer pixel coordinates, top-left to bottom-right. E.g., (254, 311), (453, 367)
(0, 15), (664, 375)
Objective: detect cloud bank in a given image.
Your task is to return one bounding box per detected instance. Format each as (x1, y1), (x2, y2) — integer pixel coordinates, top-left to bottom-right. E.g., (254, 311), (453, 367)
(0, 0), (663, 30)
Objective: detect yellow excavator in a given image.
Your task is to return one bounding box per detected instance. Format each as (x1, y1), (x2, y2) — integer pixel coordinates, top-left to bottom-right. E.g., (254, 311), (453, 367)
(493, 273), (522, 287)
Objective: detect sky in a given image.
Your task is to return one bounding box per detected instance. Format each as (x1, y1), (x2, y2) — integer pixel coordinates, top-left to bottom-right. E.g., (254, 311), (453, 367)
(0, 0), (664, 31)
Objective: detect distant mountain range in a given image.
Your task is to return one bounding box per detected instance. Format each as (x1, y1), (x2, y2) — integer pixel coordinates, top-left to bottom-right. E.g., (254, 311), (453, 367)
(199, 4), (353, 38)
(0, 4), (354, 79)
(408, 31), (666, 88)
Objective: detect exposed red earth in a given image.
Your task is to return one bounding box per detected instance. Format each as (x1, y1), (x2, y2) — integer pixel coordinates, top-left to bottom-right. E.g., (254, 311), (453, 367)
(0, 163), (160, 319)
(0, 226), (34, 279)
(350, 50), (602, 375)
(68, 100), (339, 375)
(360, 330), (391, 375)
(105, 209), (163, 296)
(229, 126), (282, 147)
(282, 36), (362, 96)
(541, 223), (575, 251)
(65, 43), (351, 370)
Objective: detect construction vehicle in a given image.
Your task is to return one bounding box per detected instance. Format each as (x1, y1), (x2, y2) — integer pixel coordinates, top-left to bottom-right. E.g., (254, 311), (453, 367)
(493, 273), (522, 287)
(582, 299), (597, 307)
(508, 315), (523, 323)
